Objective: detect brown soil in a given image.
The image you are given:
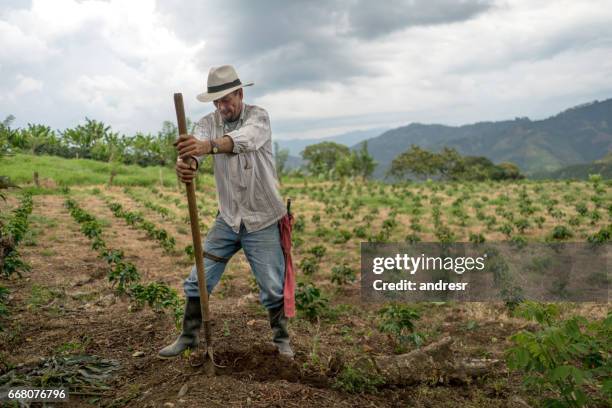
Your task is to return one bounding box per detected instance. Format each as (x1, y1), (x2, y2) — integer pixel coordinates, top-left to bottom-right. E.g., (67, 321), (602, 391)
(0, 190), (606, 407)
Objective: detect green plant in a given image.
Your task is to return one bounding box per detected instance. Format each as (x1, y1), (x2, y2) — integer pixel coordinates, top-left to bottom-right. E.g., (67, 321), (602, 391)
(184, 244), (195, 259)
(129, 282), (181, 313)
(469, 232), (486, 244)
(107, 201), (176, 253)
(0, 286), (9, 330)
(299, 256), (319, 275)
(507, 306), (611, 407)
(295, 282), (328, 320)
(330, 264), (356, 286)
(587, 224), (611, 244)
(294, 215), (305, 232)
(108, 261), (140, 293)
(499, 223), (514, 237)
(377, 303), (421, 350)
(353, 226), (367, 239)
(307, 245), (327, 259)
(332, 229), (352, 244)
(510, 234), (528, 249)
(434, 224), (455, 243)
(1, 192), (33, 278)
(514, 218), (530, 234)
(548, 225), (573, 241)
(575, 203), (588, 216)
(333, 364), (385, 394)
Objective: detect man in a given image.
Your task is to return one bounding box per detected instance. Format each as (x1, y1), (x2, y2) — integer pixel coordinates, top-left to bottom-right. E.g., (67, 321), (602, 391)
(158, 65), (293, 359)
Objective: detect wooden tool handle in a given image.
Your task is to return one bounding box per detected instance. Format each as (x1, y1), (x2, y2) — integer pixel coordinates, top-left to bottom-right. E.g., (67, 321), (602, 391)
(173, 93), (211, 324)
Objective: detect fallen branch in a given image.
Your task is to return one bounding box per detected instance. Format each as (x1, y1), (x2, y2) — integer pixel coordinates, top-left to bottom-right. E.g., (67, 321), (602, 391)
(355, 336), (502, 385)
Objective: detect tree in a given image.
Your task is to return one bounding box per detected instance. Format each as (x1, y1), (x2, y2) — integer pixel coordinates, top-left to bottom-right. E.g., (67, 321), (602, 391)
(436, 147), (464, 180)
(0, 115), (16, 156)
(353, 141), (377, 179)
(62, 118), (110, 159)
(302, 141), (350, 177)
(21, 124), (58, 155)
(493, 162), (523, 180)
(274, 141), (289, 181)
(334, 153), (355, 178)
(388, 144), (439, 180)
(388, 144), (523, 181)
(158, 121), (179, 166)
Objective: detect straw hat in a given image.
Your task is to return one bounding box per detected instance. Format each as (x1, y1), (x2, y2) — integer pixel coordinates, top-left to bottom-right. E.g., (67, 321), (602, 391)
(196, 65), (254, 103)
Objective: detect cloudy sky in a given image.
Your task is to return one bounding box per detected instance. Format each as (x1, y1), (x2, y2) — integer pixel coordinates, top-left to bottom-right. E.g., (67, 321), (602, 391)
(1, 0), (612, 140)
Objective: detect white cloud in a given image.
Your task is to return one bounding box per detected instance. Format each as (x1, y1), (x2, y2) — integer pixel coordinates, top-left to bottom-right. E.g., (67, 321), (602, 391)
(0, 20), (56, 63)
(0, 74), (43, 103)
(0, 0), (205, 133)
(0, 0), (611, 140)
(13, 74), (42, 95)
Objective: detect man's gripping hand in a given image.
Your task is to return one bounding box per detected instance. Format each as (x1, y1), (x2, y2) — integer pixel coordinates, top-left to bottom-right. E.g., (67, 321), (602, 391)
(175, 157), (199, 184)
(174, 134), (210, 160)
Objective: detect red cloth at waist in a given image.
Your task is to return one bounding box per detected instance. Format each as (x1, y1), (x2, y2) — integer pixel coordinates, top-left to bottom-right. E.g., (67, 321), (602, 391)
(278, 212), (295, 318)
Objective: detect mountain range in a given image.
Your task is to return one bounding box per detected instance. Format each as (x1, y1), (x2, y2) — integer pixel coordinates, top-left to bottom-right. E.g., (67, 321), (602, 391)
(276, 98), (612, 178)
(275, 127), (388, 157)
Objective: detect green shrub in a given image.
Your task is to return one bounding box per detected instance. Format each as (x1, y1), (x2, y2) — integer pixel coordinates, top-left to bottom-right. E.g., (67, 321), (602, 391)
(507, 305), (611, 408)
(108, 261), (140, 293)
(469, 232), (486, 244)
(299, 256), (319, 275)
(587, 224), (611, 244)
(294, 215), (305, 232)
(405, 233), (421, 244)
(295, 282), (328, 320)
(353, 226), (367, 239)
(548, 225), (573, 241)
(575, 203), (588, 216)
(307, 245), (327, 259)
(332, 229), (352, 244)
(1, 193), (34, 278)
(331, 264), (356, 286)
(377, 303), (421, 349)
(0, 286), (10, 330)
(333, 364), (385, 394)
(129, 282), (181, 313)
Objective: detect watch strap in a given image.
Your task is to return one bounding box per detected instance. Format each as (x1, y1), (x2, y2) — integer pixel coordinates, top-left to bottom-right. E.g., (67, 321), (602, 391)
(210, 139), (220, 154)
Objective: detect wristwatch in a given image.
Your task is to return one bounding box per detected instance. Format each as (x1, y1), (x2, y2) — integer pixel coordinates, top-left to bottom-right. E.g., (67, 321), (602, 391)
(210, 140), (220, 154)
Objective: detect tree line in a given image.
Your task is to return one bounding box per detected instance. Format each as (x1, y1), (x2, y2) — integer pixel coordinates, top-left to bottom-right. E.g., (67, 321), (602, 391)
(292, 140), (523, 181)
(2, 114), (522, 182)
(0, 115), (185, 168)
(389, 144), (524, 181)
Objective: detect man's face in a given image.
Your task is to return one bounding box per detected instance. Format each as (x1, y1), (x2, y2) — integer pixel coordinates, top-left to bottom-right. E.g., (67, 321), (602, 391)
(214, 89), (243, 122)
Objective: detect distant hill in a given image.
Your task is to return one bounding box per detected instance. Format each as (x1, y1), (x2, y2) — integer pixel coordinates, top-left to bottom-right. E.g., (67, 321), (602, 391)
(285, 154), (304, 171)
(275, 127), (387, 156)
(352, 99), (612, 178)
(532, 150), (612, 180)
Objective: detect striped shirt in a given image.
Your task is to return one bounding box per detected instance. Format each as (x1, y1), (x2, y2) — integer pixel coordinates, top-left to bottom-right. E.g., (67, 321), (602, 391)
(193, 103), (286, 234)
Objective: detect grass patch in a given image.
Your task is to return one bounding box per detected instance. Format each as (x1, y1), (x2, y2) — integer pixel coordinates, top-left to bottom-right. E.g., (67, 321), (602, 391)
(40, 248), (55, 257)
(27, 284), (64, 309)
(2, 153), (215, 188)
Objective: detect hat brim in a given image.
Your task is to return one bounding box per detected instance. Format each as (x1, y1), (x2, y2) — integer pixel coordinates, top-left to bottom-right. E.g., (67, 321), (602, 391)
(196, 82), (254, 103)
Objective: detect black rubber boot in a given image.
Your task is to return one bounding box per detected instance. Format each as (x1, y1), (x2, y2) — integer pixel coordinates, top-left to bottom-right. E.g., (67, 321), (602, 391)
(268, 304), (294, 359)
(158, 297), (201, 358)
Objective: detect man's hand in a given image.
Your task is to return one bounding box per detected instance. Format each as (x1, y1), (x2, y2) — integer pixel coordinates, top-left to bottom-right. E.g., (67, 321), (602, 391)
(176, 157), (197, 183)
(174, 134), (209, 160)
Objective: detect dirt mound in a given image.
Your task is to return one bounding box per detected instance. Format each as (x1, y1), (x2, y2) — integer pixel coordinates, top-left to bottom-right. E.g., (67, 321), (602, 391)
(210, 344), (329, 387)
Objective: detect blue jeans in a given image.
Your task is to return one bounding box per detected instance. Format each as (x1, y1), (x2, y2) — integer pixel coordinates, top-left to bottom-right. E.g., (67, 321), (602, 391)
(183, 215), (285, 310)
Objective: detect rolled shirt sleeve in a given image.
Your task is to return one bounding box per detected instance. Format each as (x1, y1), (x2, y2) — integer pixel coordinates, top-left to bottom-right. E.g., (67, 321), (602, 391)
(226, 106), (271, 154)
